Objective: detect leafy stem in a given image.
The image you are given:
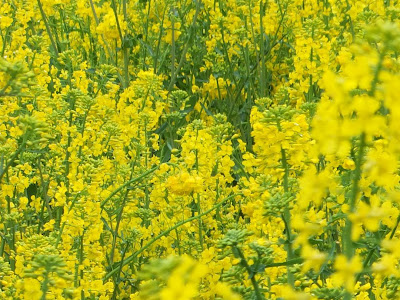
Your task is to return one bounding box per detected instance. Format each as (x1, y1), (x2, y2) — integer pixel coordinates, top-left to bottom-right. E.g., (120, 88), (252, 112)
(104, 193), (240, 281)
(234, 245), (264, 300)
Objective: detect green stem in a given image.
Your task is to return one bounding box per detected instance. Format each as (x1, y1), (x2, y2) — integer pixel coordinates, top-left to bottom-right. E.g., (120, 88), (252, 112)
(122, 0), (130, 87)
(168, 0), (201, 91)
(41, 274), (49, 300)
(197, 193), (204, 250)
(194, 143), (203, 250)
(109, 0), (129, 88)
(265, 258), (303, 268)
(89, 0), (120, 72)
(235, 246), (263, 300)
(111, 242), (130, 300)
(142, 0), (152, 70)
(0, 80), (12, 97)
(110, 0), (124, 43)
(259, 1), (266, 97)
(100, 166), (158, 209)
(0, 235), (5, 257)
(369, 49), (386, 97)
(153, 6), (167, 73)
(171, 7), (176, 88)
(109, 163), (136, 264)
(343, 133), (365, 300)
(280, 147), (294, 287)
(64, 97), (76, 199)
(390, 215), (400, 239)
(0, 140), (26, 184)
(37, 0), (58, 56)
(80, 233), (84, 300)
(55, 193), (80, 248)
(344, 133), (365, 260)
(218, 22), (238, 88)
(175, 228), (182, 255)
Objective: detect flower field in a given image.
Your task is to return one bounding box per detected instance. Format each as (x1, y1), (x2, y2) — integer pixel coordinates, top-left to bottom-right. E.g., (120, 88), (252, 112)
(1, 0), (400, 299)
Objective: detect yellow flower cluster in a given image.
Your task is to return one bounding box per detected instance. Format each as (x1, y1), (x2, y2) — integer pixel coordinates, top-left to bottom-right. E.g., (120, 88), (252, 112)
(1, 0), (400, 299)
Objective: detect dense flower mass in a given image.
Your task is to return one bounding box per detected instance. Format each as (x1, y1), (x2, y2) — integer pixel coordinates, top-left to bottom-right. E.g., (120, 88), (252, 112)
(1, 0), (400, 299)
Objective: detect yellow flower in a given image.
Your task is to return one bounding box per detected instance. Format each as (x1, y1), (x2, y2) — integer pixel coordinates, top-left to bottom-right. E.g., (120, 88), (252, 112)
(342, 158), (355, 170)
(166, 172), (203, 195)
(43, 219), (55, 232)
(23, 278), (42, 299)
(332, 255), (362, 292)
(301, 244), (326, 272)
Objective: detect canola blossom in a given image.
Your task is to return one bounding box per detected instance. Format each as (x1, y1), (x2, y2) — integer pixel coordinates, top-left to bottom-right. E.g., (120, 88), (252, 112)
(1, 0), (400, 299)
